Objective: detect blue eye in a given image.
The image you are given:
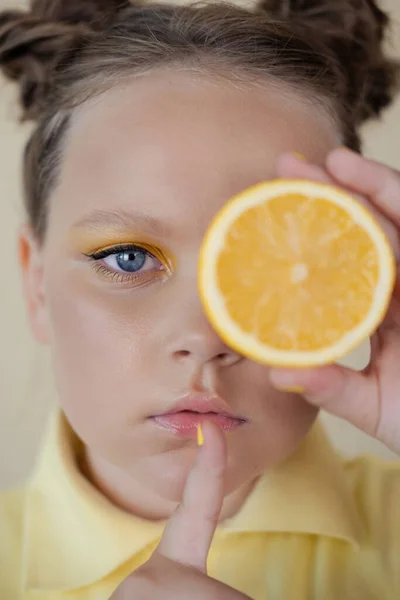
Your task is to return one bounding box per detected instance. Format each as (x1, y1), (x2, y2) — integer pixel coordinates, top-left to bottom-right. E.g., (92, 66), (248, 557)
(113, 249), (147, 272)
(88, 244), (163, 276)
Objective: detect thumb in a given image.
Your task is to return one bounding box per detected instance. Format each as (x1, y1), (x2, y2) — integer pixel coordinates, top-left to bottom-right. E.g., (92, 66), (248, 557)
(269, 364), (380, 438)
(156, 420), (227, 572)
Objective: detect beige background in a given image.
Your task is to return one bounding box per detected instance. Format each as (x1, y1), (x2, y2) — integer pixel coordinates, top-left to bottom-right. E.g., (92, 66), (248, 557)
(1, 0), (399, 490)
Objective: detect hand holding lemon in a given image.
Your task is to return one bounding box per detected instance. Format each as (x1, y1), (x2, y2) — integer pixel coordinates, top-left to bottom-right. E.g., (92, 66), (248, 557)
(199, 147), (400, 454)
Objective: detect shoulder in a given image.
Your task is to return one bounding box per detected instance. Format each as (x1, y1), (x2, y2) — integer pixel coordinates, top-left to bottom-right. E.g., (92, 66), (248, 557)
(0, 486), (26, 598)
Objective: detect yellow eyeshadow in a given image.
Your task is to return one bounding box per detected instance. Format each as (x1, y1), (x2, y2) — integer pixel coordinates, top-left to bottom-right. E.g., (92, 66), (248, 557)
(70, 231), (174, 270)
(138, 243), (174, 271)
(70, 229), (154, 253)
(102, 243), (172, 271)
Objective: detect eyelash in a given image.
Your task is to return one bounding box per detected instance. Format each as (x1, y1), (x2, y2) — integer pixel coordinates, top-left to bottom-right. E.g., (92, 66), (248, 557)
(85, 244), (167, 285)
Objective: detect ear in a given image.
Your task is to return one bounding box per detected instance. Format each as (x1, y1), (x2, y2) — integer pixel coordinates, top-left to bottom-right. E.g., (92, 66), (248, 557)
(19, 224), (50, 344)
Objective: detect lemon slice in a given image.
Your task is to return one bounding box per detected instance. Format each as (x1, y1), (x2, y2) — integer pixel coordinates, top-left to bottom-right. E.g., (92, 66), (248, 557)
(199, 179), (395, 367)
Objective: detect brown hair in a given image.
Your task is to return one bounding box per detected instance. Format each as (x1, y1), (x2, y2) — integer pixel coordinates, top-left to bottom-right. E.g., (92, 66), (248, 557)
(0, 0), (398, 241)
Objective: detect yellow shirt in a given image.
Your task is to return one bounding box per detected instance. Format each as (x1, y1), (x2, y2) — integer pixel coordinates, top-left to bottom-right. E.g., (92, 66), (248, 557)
(1, 412), (399, 600)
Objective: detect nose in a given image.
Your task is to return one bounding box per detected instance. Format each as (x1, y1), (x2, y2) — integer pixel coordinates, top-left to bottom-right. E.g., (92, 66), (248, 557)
(169, 312), (242, 367)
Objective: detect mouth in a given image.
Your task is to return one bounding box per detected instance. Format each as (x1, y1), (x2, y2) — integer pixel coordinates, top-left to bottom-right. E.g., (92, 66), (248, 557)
(150, 394), (247, 438)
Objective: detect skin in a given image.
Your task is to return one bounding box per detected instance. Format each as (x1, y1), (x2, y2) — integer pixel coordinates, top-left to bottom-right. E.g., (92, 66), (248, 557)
(19, 67), (400, 597)
(113, 147), (400, 599)
(20, 69), (341, 520)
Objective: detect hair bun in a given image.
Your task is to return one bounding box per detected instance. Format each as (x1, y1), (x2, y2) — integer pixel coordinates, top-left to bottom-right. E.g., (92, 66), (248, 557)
(259, 0), (400, 125)
(30, 0), (130, 29)
(0, 0), (130, 120)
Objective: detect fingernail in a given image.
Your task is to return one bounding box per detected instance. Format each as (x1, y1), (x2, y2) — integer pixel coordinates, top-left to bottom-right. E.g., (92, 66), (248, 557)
(270, 369), (306, 394)
(292, 152), (307, 161)
(276, 385), (305, 394)
(197, 423), (204, 446)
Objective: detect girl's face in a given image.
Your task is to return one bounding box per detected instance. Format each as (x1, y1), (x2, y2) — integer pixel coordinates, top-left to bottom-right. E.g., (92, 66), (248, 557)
(22, 70), (340, 507)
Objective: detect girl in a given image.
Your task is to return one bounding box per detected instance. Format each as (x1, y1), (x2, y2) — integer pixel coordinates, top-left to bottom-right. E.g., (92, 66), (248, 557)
(0, 1), (399, 598)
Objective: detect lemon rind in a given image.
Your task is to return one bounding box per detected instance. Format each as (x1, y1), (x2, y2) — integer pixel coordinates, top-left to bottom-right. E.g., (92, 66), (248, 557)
(199, 179), (396, 367)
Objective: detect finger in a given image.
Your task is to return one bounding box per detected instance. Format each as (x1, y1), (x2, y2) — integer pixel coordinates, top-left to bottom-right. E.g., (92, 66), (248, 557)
(327, 147), (400, 289)
(276, 152), (334, 185)
(269, 364), (380, 440)
(326, 147), (400, 228)
(156, 421), (227, 572)
(134, 553), (252, 600)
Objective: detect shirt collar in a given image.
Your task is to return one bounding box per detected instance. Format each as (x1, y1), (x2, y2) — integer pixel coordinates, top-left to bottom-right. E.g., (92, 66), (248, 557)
(219, 423), (363, 545)
(23, 409), (363, 592)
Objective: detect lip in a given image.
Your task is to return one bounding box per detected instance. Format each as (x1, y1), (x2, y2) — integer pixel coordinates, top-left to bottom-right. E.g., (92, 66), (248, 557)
(151, 393), (247, 438)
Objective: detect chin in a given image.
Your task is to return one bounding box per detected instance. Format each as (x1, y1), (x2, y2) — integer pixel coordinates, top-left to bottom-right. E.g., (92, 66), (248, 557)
(136, 445), (197, 503)
(139, 447), (259, 507)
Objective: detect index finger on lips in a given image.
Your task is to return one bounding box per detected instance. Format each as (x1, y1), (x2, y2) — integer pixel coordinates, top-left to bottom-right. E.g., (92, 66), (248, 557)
(156, 421), (227, 573)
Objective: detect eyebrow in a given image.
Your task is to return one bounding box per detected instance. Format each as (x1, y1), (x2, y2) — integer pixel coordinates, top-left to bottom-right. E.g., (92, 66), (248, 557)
(71, 209), (170, 237)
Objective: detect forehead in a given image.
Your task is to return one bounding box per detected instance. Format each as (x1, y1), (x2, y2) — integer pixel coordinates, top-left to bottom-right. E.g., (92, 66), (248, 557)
(52, 69), (340, 238)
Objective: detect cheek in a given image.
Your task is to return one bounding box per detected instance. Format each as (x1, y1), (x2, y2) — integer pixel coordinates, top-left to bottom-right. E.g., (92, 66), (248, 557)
(45, 273), (155, 418)
(236, 363), (319, 444)
(256, 391), (319, 463)
(224, 390), (319, 494)
(222, 364), (319, 490)
(263, 392), (319, 454)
